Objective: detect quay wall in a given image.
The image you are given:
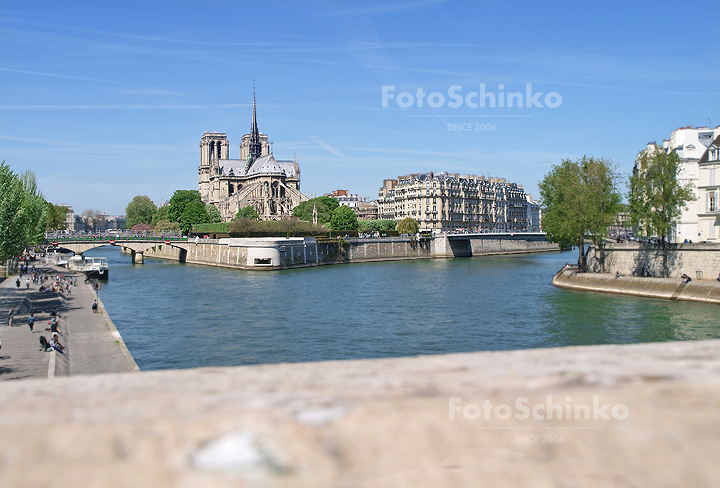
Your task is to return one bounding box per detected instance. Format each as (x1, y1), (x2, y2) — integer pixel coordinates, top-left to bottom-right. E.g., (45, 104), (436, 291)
(588, 242), (720, 280)
(552, 268), (720, 304)
(136, 235), (559, 270)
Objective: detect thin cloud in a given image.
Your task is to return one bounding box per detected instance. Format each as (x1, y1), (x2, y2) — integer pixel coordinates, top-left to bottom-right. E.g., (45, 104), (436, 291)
(0, 67), (129, 85)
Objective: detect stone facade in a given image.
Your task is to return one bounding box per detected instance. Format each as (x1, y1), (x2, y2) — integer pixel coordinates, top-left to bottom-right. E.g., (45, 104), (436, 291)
(378, 172), (529, 231)
(587, 242), (720, 279)
(198, 92), (308, 221)
(698, 135), (720, 241)
(635, 126), (720, 242)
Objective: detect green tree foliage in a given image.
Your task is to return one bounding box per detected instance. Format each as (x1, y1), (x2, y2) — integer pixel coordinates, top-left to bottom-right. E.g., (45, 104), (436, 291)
(168, 190), (202, 222)
(205, 203), (223, 223)
(155, 219), (180, 231)
(0, 163), (49, 260)
(179, 200), (210, 234)
(539, 157), (622, 268)
(629, 149), (695, 275)
(358, 219), (396, 232)
(397, 217), (420, 234)
(151, 205), (169, 225)
(236, 205), (259, 220)
(46, 203), (68, 230)
(329, 205), (359, 231)
(19, 171), (50, 246)
(125, 195), (157, 228)
(228, 218), (325, 237)
(293, 199), (329, 224)
(81, 209), (106, 231)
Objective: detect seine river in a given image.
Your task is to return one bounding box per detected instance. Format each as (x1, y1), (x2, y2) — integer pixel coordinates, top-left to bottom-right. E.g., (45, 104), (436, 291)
(84, 247), (720, 371)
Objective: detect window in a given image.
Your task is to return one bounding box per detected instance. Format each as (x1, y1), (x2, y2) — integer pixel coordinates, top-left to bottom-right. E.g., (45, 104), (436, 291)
(708, 191), (718, 213)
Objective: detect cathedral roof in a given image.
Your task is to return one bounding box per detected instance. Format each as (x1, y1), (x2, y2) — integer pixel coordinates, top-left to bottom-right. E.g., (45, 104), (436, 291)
(218, 154), (299, 179)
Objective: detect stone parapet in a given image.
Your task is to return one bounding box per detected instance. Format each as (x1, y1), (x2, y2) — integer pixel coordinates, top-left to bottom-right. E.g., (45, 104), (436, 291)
(1, 340), (719, 486)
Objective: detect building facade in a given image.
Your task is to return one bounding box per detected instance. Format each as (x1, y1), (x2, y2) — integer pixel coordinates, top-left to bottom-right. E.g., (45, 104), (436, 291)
(634, 125), (720, 242)
(698, 135), (720, 241)
(199, 91), (308, 221)
(378, 172), (529, 232)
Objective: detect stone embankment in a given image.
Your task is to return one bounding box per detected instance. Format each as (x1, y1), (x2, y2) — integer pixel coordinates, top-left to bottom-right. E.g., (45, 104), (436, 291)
(553, 268), (720, 304)
(133, 234), (559, 270)
(0, 339), (719, 487)
(0, 266), (139, 380)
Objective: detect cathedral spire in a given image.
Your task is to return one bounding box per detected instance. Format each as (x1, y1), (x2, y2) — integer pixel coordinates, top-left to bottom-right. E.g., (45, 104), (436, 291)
(248, 86), (262, 161)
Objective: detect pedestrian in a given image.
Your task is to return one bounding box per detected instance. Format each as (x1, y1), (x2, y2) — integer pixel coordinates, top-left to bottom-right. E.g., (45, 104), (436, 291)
(92, 299), (98, 313)
(16, 278), (20, 290)
(7, 308), (14, 326)
(25, 278), (30, 289)
(28, 313), (35, 332)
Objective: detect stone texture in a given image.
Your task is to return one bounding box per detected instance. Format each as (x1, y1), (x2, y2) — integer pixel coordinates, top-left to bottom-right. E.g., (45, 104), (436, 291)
(588, 242), (720, 279)
(0, 340), (719, 487)
(553, 268), (720, 304)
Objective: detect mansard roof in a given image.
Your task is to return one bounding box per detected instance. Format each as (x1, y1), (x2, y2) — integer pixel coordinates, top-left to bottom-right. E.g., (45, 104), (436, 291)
(698, 135), (720, 164)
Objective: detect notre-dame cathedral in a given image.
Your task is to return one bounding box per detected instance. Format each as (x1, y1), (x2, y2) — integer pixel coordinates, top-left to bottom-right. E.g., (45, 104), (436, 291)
(198, 91), (308, 221)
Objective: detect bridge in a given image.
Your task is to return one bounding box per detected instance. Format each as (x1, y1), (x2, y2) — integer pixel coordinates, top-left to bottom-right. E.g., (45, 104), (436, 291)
(47, 238), (190, 264)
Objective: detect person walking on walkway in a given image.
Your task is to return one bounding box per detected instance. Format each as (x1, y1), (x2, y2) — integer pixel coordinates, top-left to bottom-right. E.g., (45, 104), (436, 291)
(7, 308), (14, 327)
(25, 278), (30, 290)
(92, 299), (98, 313)
(28, 313), (35, 332)
(15, 278), (20, 290)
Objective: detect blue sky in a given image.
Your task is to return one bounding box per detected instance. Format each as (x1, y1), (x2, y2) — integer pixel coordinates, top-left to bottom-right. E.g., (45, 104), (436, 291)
(1, 0), (718, 215)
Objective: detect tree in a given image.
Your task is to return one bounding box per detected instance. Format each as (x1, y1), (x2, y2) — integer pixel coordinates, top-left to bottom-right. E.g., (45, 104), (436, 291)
(0, 163), (29, 260)
(292, 198), (331, 224)
(155, 219), (181, 232)
(359, 219), (396, 232)
(539, 157), (622, 268)
(125, 195), (157, 228)
(0, 163), (49, 260)
(152, 205), (169, 225)
(46, 203), (68, 230)
(131, 223), (153, 232)
(397, 217), (419, 234)
(81, 209), (106, 232)
(236, 205), (259, 220)
(579, 158), (622, 272)
(168, 190), (202, 222)
(329, 205), (359, 231)
(18, 170), (49, 247)
(629, 149), (695, 276)
(205, 204), (223, 223)
(316, 196), (340, 214)
(179, 200), (210, 234)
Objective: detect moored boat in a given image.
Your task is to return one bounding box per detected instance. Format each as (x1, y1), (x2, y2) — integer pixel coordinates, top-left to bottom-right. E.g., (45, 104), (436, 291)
(68, 256), (109, 280)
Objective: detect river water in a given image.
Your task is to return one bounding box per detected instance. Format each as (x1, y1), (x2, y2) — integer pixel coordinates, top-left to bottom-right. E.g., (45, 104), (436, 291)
(83, 247), (720, 371)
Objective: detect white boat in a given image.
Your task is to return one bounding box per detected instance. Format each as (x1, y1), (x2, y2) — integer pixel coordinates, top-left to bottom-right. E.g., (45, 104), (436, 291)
(68, 256), (109, 279)
(46, 252), (70, 267)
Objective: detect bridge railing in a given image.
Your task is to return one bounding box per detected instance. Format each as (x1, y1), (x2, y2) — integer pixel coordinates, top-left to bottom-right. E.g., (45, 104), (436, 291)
(45, 231), (187, 243)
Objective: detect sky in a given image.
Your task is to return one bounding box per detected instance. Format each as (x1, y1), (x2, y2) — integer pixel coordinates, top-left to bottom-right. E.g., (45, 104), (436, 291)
(1, 0), (718, 215)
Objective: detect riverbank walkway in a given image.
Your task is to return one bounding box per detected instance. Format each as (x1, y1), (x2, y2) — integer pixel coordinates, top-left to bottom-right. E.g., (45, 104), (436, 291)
(0, 265), (138, 380)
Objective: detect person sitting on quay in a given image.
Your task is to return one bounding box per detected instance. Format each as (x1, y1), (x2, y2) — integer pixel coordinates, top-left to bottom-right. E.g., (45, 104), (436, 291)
(681, 273), (692, 284)
(717, 272), (720, 283)
(45, 316), (62, 336)
(49, 334), (65, 354)
(615, 271), (621, 279)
